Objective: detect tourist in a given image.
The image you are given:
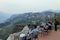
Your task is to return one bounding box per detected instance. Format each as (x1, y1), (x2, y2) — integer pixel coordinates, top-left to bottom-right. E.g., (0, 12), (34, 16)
(48, 22), (52, 30)
(20, 33), (27, 40)
(28, 25), (39, 40)
(27, 24), (33, 40)
(44, 23), (49, 35)
(54, 19), (58, 31)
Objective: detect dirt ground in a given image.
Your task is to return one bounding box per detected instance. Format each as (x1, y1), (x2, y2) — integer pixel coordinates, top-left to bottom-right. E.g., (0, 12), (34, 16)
(38, 30), (60, 40)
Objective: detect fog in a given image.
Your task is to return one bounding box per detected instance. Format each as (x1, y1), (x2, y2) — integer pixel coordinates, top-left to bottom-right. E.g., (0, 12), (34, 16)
(0, 0), (60, 15)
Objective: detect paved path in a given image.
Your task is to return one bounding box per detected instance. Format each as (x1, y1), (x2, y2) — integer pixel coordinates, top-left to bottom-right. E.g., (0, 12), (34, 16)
(38, 30), (60, 40)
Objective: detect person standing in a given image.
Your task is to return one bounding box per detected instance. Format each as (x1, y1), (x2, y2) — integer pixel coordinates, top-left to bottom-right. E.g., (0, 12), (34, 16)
(54, 19), (58, 31)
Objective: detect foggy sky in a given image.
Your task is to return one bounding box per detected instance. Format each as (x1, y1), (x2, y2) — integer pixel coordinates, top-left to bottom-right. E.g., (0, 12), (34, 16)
(0, 0), (60, 14)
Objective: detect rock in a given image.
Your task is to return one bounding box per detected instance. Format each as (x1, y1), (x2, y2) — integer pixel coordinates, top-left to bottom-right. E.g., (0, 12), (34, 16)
(7, 26), (29, 40)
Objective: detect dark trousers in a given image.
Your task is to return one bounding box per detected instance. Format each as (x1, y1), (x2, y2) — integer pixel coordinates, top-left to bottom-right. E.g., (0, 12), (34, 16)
(27, 38), (31, 40)
(21, 36), (27, 40)
(55, 25), (57, 31)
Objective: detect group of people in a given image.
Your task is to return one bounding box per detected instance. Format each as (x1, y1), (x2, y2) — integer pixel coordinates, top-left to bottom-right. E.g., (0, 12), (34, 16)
(19, 19), (59, 40)
(20, 22), (52, 40)
(14, 19), (58, 40)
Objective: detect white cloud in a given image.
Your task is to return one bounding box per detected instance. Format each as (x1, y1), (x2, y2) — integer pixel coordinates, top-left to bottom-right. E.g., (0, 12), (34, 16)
(0, 0), (60, 14)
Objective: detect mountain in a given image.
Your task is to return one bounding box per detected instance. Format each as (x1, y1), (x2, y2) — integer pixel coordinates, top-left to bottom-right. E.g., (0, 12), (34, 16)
(0, 12), (12, 23)
(0, 11), (60, 40)
(0, 11), (59, 28)
(5, 11), (55, 25)
(0, 10), (60, 28)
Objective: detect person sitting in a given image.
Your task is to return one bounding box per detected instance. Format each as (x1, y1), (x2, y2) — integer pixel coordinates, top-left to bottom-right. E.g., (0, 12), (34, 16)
(48, 22), (52, 30)
(20, 33), (27, 40)
(28, 25), (39, 40)
(27, 26), (33, 40)
(44, 23), (49, 35)
(39, 25), (44, 37)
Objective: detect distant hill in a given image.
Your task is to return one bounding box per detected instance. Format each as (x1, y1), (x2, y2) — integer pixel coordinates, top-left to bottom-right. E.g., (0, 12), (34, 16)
(0, 11), (57, 28)
(0, 11), (60, 28)
(7, 11), (55, 24)
(0, 11), (60, 40)
(0, 12), (11, 23)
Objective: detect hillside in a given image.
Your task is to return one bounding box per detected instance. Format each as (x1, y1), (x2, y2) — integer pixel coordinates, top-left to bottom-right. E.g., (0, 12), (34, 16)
(4, 11), (55, 26)
(0, 11), (60, 40)
(0, 12), (11, 23)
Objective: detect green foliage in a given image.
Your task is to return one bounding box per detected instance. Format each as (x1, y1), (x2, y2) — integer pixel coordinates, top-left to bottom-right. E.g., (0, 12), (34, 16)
(56, 18), (60, 24)
(0, 12), (59, 40)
